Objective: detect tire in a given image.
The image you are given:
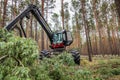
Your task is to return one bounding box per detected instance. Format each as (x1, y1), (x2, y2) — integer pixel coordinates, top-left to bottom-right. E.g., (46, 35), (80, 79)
(39, 50), (50, 60)
(69, 50), (80, 65)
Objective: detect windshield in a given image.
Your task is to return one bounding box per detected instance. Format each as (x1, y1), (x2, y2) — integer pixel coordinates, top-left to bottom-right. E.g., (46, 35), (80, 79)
(53, 33), (63, 44)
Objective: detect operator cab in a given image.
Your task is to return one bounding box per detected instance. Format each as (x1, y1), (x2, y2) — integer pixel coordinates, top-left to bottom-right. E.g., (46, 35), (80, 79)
(51, 30), (73, 49)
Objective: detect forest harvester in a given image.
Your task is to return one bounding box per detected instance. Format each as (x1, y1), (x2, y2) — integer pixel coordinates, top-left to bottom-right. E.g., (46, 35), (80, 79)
(4, 4), (80, 64)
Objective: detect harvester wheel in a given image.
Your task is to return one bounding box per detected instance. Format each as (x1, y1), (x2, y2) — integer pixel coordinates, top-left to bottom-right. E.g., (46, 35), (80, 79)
(39, 50), (51, 60)
(69, 50), (80, 65)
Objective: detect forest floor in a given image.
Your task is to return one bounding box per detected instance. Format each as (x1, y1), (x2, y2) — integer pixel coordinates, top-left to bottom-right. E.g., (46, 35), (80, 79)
(80, 55), (120, 80)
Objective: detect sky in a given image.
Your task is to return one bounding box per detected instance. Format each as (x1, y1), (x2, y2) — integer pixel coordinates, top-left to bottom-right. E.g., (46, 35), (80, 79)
(54, 0), (71, 14)
(48, 0), (73, 30)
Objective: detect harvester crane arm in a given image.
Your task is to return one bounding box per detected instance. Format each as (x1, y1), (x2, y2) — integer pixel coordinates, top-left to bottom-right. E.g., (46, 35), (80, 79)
(5, 4), (53, 43)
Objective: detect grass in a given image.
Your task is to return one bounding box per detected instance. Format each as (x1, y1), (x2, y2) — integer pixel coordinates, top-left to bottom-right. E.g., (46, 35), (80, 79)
(80, 55), (120, 80)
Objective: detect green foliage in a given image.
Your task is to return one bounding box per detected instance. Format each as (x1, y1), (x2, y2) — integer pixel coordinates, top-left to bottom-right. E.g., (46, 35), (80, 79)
(0, 29), (12, 42)
(0, 29), (39, 80)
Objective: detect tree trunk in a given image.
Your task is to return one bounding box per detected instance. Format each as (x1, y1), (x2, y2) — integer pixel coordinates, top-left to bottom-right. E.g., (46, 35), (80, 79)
(34, 19), (38, 42)
(30, 15), (33, 38)
(26, 20), (30, 38)
(104, 8), (113, 55)
(45, 0), (49, 50)
(30, 0), (36, 38)
(107, 26), (113, 55)
(115, 0), (120, 23)
(41, 0), (45, 50)
(112, 10), (119, 55)
(13, 0), (17, 18)
(0, 0), (2, 27)
(94, 34), (98, 55)
(61, 0), (64, 29)
(116, 27), (120, 55)
(114, 0), (120, 55)
(75, 12), (81, 49)
(11, 0), (13, 20)
(92, 0), (103, 55)
(2, 0), (8, 27)
(81, 0), (92, 61)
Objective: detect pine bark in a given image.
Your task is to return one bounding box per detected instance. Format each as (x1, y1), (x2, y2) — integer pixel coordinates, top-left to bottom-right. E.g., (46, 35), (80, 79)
(115, 0), (120, 22)
(115, 0), (120, 55)
(61, 0), (64, 29)
(0, 0), (2, 27)
(41, 0), (45, 50)
(2, 0), (8, 27)
(45, 0), (49, 49)
(92, 0), (103, 55)
(75, 12), (81, 48)
(81, 0), (92, 61)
